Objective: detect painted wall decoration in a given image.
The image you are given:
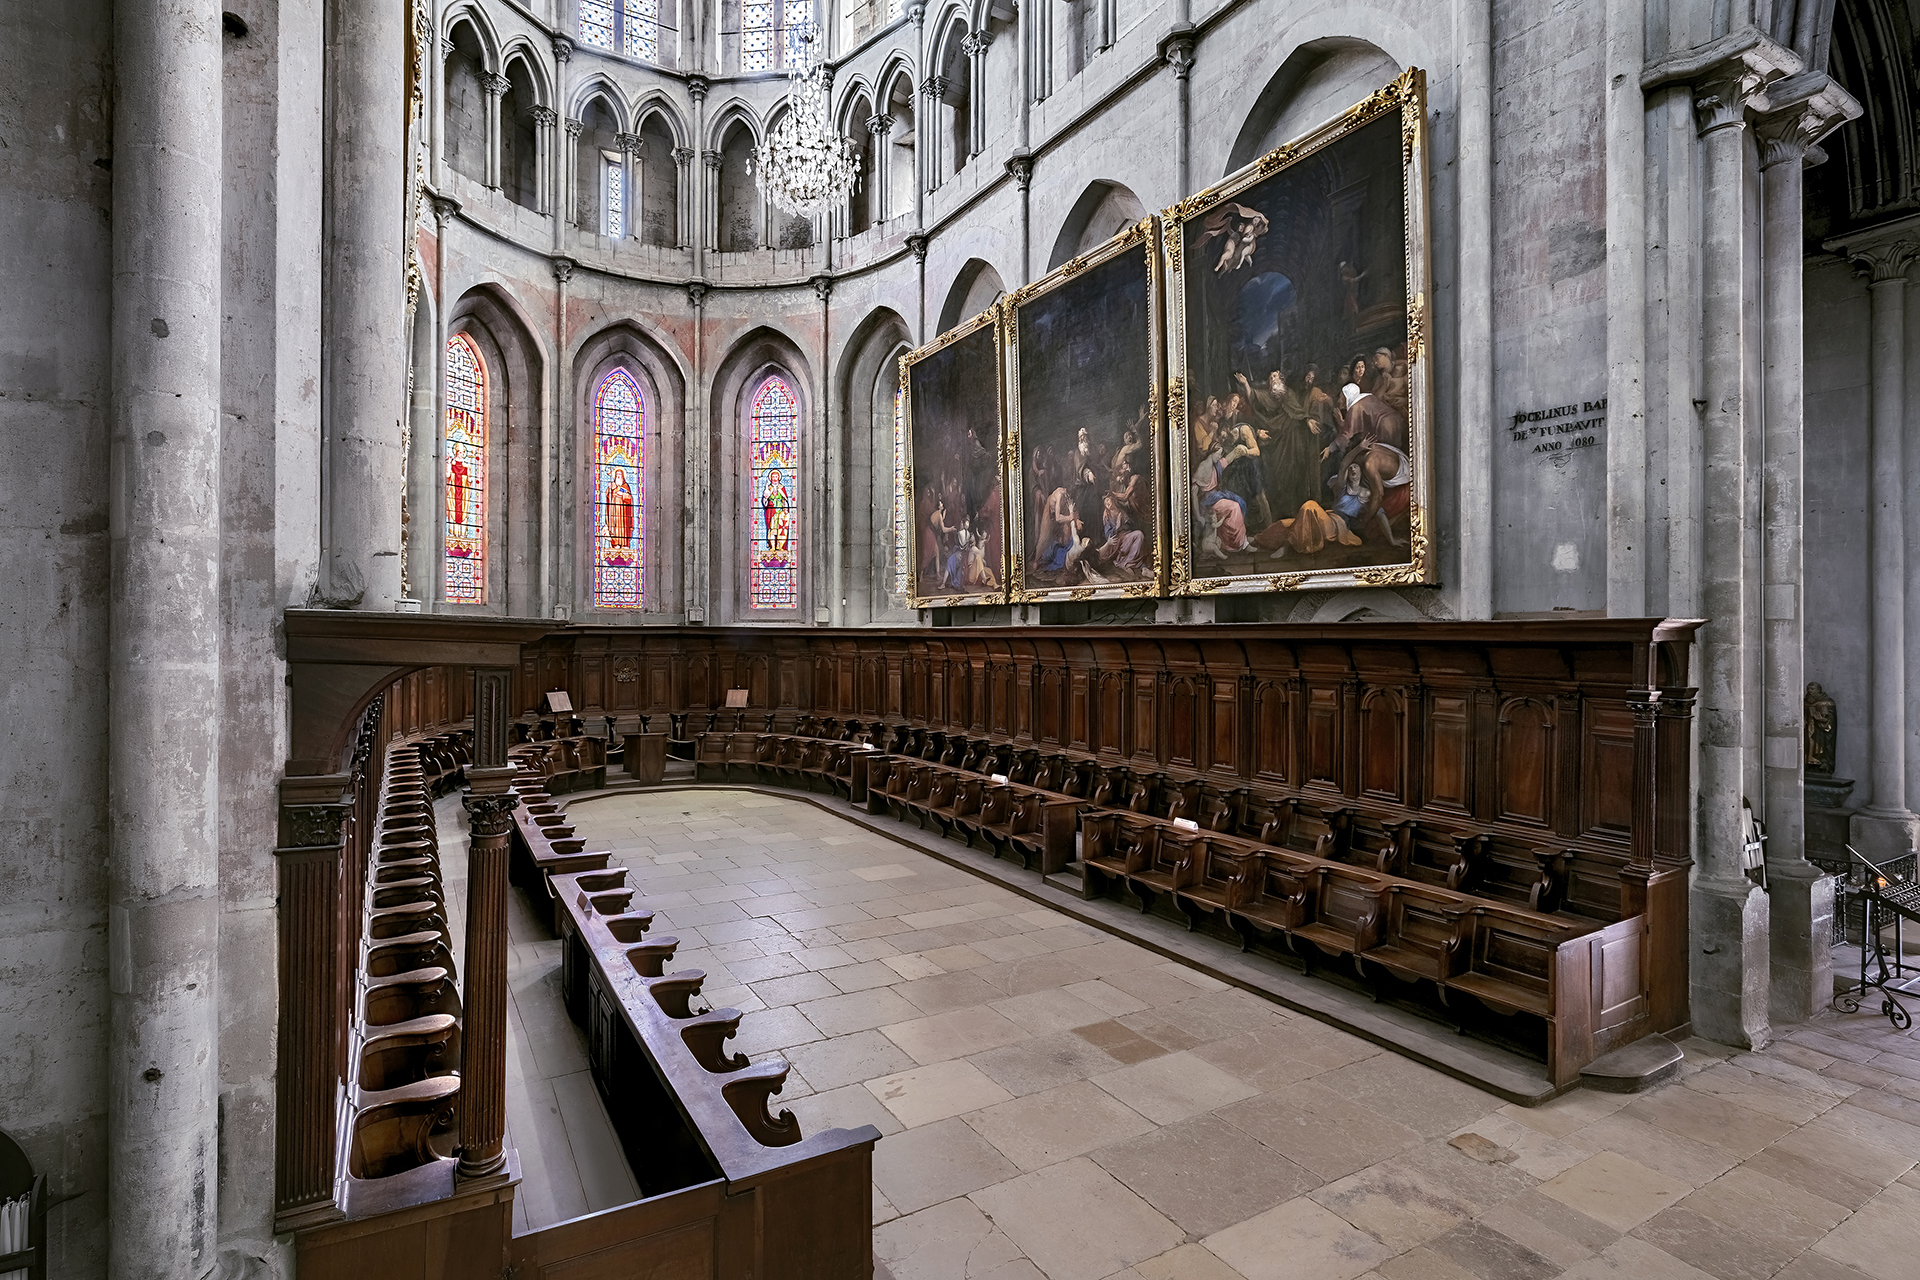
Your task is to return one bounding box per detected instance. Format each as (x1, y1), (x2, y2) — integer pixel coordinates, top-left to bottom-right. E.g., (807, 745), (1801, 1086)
(902, 307), (1007, 608)
(1005, 217), (1166, 601)
(1164, 68), (1434, 595)
(444, 332), (488, 604)
(747, 373), (803, 609)
(591, 367), (645, 609)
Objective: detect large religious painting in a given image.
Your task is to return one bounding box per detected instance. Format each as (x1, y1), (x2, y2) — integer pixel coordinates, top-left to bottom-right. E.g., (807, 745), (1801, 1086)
(1005, 217), (1165, 602)
(902, 307), (1007, 608)
(1164, 68), (1434, 595)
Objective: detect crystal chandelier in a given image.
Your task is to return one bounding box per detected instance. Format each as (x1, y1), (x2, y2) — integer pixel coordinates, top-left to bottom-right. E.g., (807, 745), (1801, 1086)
(752, 25), (861, 218)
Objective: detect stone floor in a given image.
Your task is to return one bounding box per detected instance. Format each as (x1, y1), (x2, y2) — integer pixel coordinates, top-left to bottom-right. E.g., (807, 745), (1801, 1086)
(493, 787), (1920, 1280)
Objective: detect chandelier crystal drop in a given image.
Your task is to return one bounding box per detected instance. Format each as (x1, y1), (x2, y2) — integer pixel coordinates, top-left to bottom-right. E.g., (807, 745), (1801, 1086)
(751, 25), (861, 218)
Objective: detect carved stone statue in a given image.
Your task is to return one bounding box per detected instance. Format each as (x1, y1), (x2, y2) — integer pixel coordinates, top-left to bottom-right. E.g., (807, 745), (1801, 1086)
(1806, 682), (1837, 776)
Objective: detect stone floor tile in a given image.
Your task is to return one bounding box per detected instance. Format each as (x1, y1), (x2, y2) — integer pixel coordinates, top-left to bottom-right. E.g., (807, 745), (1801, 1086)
(866, 1057), (1015, 1127)
(1091, 1049), (1260, 1125)
(1203, 1196), (1395, 1280)
(1118, 1011), (1208, 1053)
(1422, 1219), (1560, 1280)
(1449, 1112), (1592, 1180)
(1307, 1156), (1483, 1252)
(1190, 1027), (1328, 1093)
(1214, 1079), (1424, 1181)
(990, 987), (1115, 1036)
(964, 1079), (1155, 1170)
(977, 952), (1103, 997)
(1631, 1206), (1799, 1280)
(793, 943), (858, 971)
(1772, 1250), (1884, 1280)
(871, 1115), (1022, 1214)
(1127, 1243), (1251, 1280)
(1107, 965), (1226, 1007)
(1317, 1051), (1503, 1139)
(874, 1181), (900, 1226)
(881, 951), (947, 981)
(1473, 1188), (1620, 1268)
(1566, 1112), (1736, 1187)
(1821, 1059), (1897, 1089)
(1073, 1018), (1173, 1066)
(1067, 939), (1178, 976)
(874, 1197), (1027, 1280)
(1063, 978), (1154, 1018)
(728, 950), (810, 983)
(1742, 1141), (1891, 1210)
(971, 1157), (1186, 1280)
(1375, 1247), (1483, 1280)
(1813, 1180), (1920, 1280)
(824, 959), (905, 993)
(918, 943), (995, 971)
(1820, 1097), (1920, 1158)
(895, 970), (1006, 1016)
(1555, 1234), (1719, 1280)
(1680, 1061), (1842, 1125)
(788, 1080), (904, 1137)
(1499, 1089), (1636, 1139)
(969, 1029), (1126, 1096)
(884, 1004), (1031, 1064)
(1536, 1151), (1691, 1233)
(1782, 1028), (1884, 1065)
(749, 969), (842, 1007)
(1769, 1040), (1842, 1073)
(798, 986), (923, 1037)
(970, 931), (1058, 963)
(785, 1027), (919, 1091)
(1092, 1113), (1322, 1237)
(1620, 1085), (1796, 1159)
(1648, 1165), (1848, 1270)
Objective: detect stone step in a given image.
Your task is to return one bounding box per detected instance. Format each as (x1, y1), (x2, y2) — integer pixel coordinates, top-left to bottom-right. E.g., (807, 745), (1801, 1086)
(1578, 1033), (1684, 1093)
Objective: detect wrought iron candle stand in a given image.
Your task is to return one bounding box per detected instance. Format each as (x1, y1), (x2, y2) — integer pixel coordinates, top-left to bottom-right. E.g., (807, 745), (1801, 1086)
(1834, 844), (1920, 1030)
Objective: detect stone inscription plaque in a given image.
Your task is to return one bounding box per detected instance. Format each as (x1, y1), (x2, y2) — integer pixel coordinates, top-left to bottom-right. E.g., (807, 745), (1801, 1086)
(1510, 397), (1606, 467)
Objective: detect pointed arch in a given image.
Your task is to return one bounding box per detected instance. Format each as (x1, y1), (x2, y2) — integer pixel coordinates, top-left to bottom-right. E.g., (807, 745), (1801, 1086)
(1226, 38), (1403, 174)
(499, 41), (552, 106)
(710, 327), (815, 620)
(443, 18), (491, 184)
(441, 3), (501, 71)
(445, 285), (547, 614)
(938, 257), (1005, 334)
(630, 92), (689, 149)
(705, 98), (764, 151)
(837, 307), (916, 618)
(1046, 180), (1147, 271)
(746, 374), (804, 609)
(443, 331), (488, 605)
(569, 76), (632, 132)
(590, 368), (647, 608)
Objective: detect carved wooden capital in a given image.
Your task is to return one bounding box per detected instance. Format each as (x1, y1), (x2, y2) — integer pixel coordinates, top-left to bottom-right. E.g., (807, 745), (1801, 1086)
(462, 791), (521, 837)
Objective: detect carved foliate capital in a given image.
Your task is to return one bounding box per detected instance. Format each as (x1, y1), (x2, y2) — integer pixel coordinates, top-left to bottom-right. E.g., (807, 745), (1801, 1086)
(923, 75), (949, 100)
(811, 273), (834, 303)
(908, 2), (926, 25)
(279, 802), (352, 849)
(703, 148), (724, 170)
(551, 33), (574, 63)
(687, 280), (709, 306)
(1691, 72), (1755, 135)
(1754, 71), (1863, 170)
(687, 73), (712, 103)
(530, 105), (558, 129)
(1849, 240), (1920, 284)
(479, 70), (510, 97)
(462, 791), (520, 837)
(867, 113), (895, 138)
(1162, 31), (1196, 79)
(430, 193), (462, 226)
(672, 145), (695, 163)
(906, 231), (929, 262)
(564, 116), (585, 138)
(1005, 152), (1033, 190)
(551, 255), (576, 284)
(615, 131), (645, 156)
(960, 30), (994, 56)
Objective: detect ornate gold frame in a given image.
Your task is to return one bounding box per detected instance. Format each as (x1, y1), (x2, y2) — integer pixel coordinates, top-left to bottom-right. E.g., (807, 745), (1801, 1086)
(900, 304), (1011, 609)
(1002, 217), (1167, 603)
(1161, 67), (1435, 596)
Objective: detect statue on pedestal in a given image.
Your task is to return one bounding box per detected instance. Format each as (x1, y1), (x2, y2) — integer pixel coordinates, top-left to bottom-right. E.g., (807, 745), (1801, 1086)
(1803, 682), (1855, 872)
(1806, 682), (1837, 777)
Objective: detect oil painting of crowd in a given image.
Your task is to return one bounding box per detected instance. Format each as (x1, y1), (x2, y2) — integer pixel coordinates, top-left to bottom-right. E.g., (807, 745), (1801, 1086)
(1177, 108), (1419, 583)
(906, 315), (1007, 605)
(1012, 240), (1160, 598)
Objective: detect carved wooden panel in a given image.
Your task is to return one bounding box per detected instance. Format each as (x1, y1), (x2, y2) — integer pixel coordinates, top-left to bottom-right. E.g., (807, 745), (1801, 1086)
(1423, 691), (1472, 813)
(1038, 667), (1064, 745)
(1130, 674), (1158, 762)
(1208, 679), (1239, 778)
(1580, 701), (1635, 840)
(1251, 681), (1291, 785)
(1497, 698), (1555, 826)
(1358, 687), (1406, 802)
(1305, 685), (1341, 787)
(1096, 673), (1127, 761)
(1166, 676), (1200, 770)
(1069, 671), (1092, 752)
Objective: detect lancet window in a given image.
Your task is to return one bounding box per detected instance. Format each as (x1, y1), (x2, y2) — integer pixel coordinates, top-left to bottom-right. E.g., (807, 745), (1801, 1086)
(444, 333), (488, 604)
(748, 375), (801, 609)
(592, 369), (646, 609)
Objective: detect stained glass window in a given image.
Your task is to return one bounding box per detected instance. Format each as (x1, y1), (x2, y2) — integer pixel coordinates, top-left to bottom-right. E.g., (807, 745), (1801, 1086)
(592, 369), (645, 609)
(741, 0), (776, 71)
(580, 0), (616, 49)
(605, 155), (624, 238)
(444, 333), (487, 604)
(748, 375), (800, 609)
(892, 382), (909, 595)
(783, 0), (812, 63)
(625, 0), (660, 61)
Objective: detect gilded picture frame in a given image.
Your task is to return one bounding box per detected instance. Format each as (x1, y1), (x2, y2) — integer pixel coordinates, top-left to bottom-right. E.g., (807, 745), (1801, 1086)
(1162, 67), (1435, 596)
(900, 304), (1010, 609)
(1003, 216), (1167, 603)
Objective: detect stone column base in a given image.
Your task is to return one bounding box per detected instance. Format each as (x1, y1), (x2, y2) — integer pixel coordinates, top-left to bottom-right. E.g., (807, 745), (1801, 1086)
(1690, 877), (1772, 1049)
(1768, 863), (1835, 1025)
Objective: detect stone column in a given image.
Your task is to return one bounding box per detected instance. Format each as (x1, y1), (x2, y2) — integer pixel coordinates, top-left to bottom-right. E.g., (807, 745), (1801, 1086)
(1006, 153), (1033, 286)
(108, 2), (221, 1273)
(1690, 67), (1769, 1048)
(962, 32), (992, 156)
(1453, 0), (1494, 618)
(703, 150), (723, 253)
(1836, 225), (1920, 858)
(616, 132), (644, 239)
(480, 70), (508, 190)
(430, 28), (447, 189)
(687, 282), (710, 622)
(673, 146), (696, 246)
(1163, 32), (1195, 210)
(815, 274), (838, 623)
(867, 115), (894, 223)
(689, 75), (710, 272)
(431, 194), (461, 608)
(459, 669), (518, 1183)
(551, 37), (573, 249)
(551, 256), (576, 617)
(324, 0), (409, 609)
(1757, 79), (1857, 1023)
(562, 118), (584, 226)
(923, 77), (947, 190)
(531, 105), (558, 216)
(1602, 0), (1647, 615)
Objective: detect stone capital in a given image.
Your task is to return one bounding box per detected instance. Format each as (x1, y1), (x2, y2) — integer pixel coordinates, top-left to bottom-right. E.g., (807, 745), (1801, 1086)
(909, 3), (926, 26)
(564, 116), (585, 138)
(551, 33), (574, 63)
(1753, 71), (1863, 170)
(551, 256), (576, 284)
(906, 231), (929, 262)
(960, 30), (994, 57)
(867, 113), (896, 138)
(1827, 214), (1920, 284)
(703, 148), (724, 170)
(1160, 25), (1196, 79)
(687, 280), (710, 306)
(1005, 151), (1033, 190)
(811, 273), (834, 303)
(923, 75), (950, 100)
(479, 70), (510, 98)
(430, 192), (462, 226)
(686, 73), (712, 103)
(672, 145), (696, 164)
(615, 131), (645, 156)
(530, 104), (558, 129)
